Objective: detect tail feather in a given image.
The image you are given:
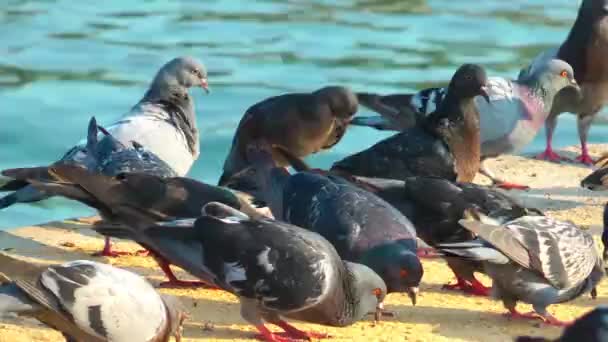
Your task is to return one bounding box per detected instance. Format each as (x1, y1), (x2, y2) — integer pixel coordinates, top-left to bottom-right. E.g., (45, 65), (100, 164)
(437, 241), (510, 264)
(0, 282), (37, 314)
(0, 186), (50, 209)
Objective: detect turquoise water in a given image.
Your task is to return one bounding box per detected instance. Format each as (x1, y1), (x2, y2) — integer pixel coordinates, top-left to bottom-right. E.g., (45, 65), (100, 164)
(0, 0), (606, 229)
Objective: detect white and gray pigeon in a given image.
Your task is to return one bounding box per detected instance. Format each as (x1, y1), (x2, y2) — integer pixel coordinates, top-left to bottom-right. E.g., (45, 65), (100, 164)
(0, 56), (208, 209)
(103, 202), (388, 342)
(0, 255), (186, 342)
(438, 211), (604, 326)
(527, 0), (608, 165)
(352, 58), (580, 190)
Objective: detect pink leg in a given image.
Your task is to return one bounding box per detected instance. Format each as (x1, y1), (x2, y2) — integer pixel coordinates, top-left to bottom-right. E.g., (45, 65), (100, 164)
(575, 142), (595, 165)
(468, 277), (491, 297)
(93, 237), (133, 257)
(275, 320), (329, 340)
(254, 325), (299, 342)
(535, 131), (565, 162)
(504, 308), (541, 321)
(495, 182), (530, 191)
(151, 253), (218, 289)
(503, 309), (571, 326)
(443, 275), (490, 297)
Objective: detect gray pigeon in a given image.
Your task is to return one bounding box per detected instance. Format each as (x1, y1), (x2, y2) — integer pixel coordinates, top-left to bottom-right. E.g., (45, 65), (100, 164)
(529, 0), (608, 165)
(140, 202), (387, 342)
(0, 253), (186, 342)
(0, 56), (208, 210)
(223, 143), (422, 304)
(439, 211), (604, 326)
(218, 86), (358, 185)
(352, 58), (580, 189)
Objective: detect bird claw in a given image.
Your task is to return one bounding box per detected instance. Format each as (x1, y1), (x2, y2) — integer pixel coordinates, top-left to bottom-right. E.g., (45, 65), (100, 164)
(93, 247), (134, 258)
(254, 333), (301, 342)
(535, 149), (565, 162)
(442, 278), (490, 297)
(135, 249), (151, 256)
(158, 280), (219, 289)
(504, 310), (571, 326)
(575, 154), (595, 165)
(495, 182), (530, 191)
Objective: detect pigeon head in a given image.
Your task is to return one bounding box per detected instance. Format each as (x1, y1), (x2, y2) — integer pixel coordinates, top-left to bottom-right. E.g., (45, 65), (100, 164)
(160, 294), (188, 342)
(448, 64), (489, 103)
(581, 156), (608, 191)
(360, 242), (422, 305)
(531, 59), (581, 100)
(313, 86), (359, 119)
(149, 56), (208, 96)
(343, 261), (387, 322)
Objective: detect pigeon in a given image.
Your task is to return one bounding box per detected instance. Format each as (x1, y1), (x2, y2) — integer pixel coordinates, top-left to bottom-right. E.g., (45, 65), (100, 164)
(438, 210), (605, 326)
(331, 64), (490, 183)
(223, 142), (422, 304)
(2, 117), (180, 257)
(337, 175), (544, 297)
(0, 253), (186, 342)
(0, 56), (208, 210)
(218, 86), (358, 185)
(516, 306), (608, 342)
(139, 201), (387, 342)
(5, 163), (266, 288)
(581, 154), (608, 191)
(352, 58), (580, 190)
(529, 0), (608, 165)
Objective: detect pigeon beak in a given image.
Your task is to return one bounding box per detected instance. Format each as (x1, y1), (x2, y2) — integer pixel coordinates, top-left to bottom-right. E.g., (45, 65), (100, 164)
(407, 286), (418, 306)
(201, 77), (210, 94)
(479, 86), (491, 104)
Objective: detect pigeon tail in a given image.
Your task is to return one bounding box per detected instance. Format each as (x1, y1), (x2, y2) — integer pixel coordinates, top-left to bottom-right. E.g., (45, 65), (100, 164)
(0, 282), (37, 314)
(0, 186), (49, 209)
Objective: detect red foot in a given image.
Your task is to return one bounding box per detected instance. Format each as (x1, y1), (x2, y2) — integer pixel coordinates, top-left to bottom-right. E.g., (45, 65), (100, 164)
(504, 309), (540, 321)
(575, 153), (595, 165)
(152, 252), (219, 289)
(495, 182), (530, 191)
(254, 325), (299, 342)
(93, 237), (133, 257)
(542, 314), (572, 327)
(504, 309), (571, 327)
(135, 249), (151, 256)
(442, 277), (490, 296)
(276, 320), (329, 340)
(417, 247), (441, 258)
(535, 148), (565, 162)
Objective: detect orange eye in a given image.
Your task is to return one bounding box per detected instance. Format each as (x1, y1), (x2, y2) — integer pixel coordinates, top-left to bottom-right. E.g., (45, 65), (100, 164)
(373, 288), (382, 296)
(560, 70), (568, 78)
(400, 269), (408, 278)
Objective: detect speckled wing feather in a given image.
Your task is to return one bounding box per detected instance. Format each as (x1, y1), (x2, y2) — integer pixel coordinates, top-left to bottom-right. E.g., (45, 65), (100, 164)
(147, 205), (337, 313)
(40, 260), (168, 342)
(460, 216), (597, 289)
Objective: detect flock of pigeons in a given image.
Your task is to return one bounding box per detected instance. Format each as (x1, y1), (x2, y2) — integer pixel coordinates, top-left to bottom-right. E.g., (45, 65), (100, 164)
(1, 1), (608, 342)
